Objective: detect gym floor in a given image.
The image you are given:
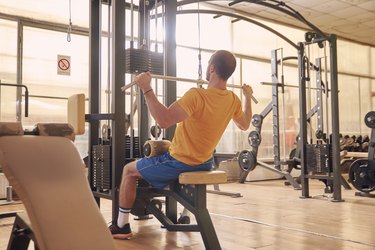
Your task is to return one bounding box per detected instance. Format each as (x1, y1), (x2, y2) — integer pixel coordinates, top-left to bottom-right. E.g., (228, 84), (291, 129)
(1, 177), (375, 250)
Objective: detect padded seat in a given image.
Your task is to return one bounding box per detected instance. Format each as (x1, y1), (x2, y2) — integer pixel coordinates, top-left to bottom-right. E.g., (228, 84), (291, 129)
(0, 122), (24, 136)
(34, 123), (75, 141)
(67, 93), (85, 135)
(179, 170), (227, 185)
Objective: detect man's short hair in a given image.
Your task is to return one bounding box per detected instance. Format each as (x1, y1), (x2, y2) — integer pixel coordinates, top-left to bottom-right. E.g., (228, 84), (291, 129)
(210, 50), (237, 81)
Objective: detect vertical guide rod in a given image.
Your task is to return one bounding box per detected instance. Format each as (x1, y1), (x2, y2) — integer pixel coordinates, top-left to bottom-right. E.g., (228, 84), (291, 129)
(298, 42), (310, 198)
(280, 48), (287, 162)
(329, 34), (343, 202)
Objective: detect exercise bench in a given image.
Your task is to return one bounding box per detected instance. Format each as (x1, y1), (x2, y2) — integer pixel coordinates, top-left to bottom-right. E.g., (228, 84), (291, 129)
(0, 136), (116, 250)
(134, 170), (227, 250)
(0, 94), (113, 250)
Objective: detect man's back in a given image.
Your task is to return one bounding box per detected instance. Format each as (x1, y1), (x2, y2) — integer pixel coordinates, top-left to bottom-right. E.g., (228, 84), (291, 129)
(170, 87), (242, 165)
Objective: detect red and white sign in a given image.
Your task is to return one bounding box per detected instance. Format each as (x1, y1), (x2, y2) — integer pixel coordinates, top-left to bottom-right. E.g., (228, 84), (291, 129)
(57, 55), (71, 75)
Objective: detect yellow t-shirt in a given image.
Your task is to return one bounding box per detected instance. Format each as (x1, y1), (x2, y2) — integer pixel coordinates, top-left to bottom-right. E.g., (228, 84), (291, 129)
(169, 87), (243, 165)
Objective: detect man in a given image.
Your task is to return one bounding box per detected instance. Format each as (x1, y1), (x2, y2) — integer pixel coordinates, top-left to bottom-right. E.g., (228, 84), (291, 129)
(109, 50), (253, 239)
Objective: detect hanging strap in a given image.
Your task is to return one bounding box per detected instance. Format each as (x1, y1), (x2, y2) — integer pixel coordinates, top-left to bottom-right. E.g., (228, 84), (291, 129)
(197, 0), (203, 85)
(67, 0), (72, 42)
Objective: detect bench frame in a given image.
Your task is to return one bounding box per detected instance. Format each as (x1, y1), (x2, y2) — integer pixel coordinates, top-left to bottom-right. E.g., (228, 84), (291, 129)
(135, 180), (221, 250)
(7, 213), (39, 250)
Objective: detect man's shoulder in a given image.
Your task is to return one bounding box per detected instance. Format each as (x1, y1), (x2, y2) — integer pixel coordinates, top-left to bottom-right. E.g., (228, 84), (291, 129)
(184, 87), (205, 97)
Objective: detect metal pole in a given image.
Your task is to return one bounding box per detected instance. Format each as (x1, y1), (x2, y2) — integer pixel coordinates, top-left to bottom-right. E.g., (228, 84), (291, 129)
(280, 48), (287, 163)
(271, 49), (281, 170)
(138, 0), (151, 155)
(111, 0), (127, 220)
(164, 0), (178, 225)
(329, 34), (343, 202)
(261, 82), (328, 91)
(89, 0), (101, 206)
(16, 21), (23, 121)
(315, 58), (323, 135)
(164, 0), (177, 112)
(298, 42), (310, 198)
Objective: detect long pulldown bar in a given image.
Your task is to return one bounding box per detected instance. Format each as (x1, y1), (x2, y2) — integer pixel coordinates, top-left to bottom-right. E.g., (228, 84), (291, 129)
(121, 74), (258, 104)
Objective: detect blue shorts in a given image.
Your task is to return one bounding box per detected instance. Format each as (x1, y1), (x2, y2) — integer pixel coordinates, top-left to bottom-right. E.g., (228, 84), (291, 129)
(136, 152), (213, 189)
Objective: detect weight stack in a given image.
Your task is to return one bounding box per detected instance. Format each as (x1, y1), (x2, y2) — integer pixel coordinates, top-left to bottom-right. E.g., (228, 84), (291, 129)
(125, 48), (164, 75)
(306, 144), (332, 174)
(92, 145), (112, 190)
(125, 135), (140, 159)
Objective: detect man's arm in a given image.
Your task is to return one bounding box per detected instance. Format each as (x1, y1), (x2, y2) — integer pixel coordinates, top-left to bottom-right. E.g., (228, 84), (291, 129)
(135, 72), (188, 128)
(233, 84), (253, 131)
(143, 90), (188, 128)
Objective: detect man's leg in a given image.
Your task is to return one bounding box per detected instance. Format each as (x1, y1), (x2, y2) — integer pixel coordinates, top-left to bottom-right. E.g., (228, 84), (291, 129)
(119, 160), (142, 211)
(110, 160), (142, 239)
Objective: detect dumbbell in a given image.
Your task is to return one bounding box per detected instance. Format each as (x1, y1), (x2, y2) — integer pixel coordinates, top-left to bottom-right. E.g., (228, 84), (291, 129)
(352, 135), (362, 152)
(343, 135), (355, 152)
(339, 134), (346, 150)
(361, 135), (369, 152)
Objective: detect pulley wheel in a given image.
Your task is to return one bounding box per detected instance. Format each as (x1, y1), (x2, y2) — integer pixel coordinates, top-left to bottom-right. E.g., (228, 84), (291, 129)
(364, 111), (375, 129)
(150, 125), (161, 138)
(348, 159), (375, 192)
(315, 130), (323, 139)
(238, 150), (257, 172)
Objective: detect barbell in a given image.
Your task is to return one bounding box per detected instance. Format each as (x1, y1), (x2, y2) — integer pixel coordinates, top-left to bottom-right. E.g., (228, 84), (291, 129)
(121, 74), (258, 103)
(261, 81), (332, 92)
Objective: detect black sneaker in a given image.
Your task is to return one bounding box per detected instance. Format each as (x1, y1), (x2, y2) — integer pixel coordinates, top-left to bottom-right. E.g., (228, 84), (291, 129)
(109, 223), (133, 239)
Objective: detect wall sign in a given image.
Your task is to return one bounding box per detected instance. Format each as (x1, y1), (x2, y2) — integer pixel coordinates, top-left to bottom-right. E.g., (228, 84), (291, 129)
(57, 55), (71, 76)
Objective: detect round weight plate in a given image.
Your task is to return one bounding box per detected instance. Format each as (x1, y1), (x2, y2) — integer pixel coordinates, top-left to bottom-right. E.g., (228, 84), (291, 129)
(131, 198), (149, 217)
(178, 215), (190, 224)
(348, 159), (375, 192)
(238, 150), (257, 172)
(143, 143), (152, 157)
(251, 114), (262, 128)
(364, 111), (375, 129)
(150, 199), (163, 211)
(287, 148), (300, 172)
(248, 131), (261, 147)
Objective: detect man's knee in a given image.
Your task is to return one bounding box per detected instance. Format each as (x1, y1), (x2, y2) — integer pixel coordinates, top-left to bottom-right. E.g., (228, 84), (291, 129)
(122, 161), (141, 178)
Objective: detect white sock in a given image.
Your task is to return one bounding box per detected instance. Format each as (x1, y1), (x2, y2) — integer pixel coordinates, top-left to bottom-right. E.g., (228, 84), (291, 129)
(117, 207), (131, 228)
